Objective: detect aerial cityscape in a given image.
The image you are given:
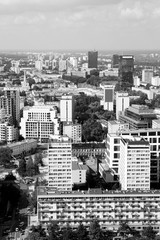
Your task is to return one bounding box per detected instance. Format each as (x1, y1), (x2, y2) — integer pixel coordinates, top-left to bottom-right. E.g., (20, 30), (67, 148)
(1, 0), (160, 240)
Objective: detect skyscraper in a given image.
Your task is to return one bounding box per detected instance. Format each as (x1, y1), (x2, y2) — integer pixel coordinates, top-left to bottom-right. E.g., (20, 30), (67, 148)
(48, 135), (72, 191)
(119, 55), (134, 86)
(88, 51), (98, 68)
(112, 54), (119, 68)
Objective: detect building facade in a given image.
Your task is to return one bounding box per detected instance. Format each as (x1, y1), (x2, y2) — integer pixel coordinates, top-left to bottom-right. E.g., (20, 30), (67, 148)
(48, 135), (72, 191)
(116, 92), (130, 120)
(88, 51), (98, 68)
(63, 123), (82, 143)
(60, 95), (74, 123)
(119, 136), (150, 190)
(37, 187), (160, 231)
(100, 85), (114, 111)
(119, 55), (134, 86)
(20, 105), (59, 143)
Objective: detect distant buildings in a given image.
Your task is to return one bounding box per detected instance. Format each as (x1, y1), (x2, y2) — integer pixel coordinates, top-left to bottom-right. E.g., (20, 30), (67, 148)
(119, 55), (134, 86)
(112, 54), (119, 68)
(142, 69), (153, 83)
(48, 135), (72, 191)
(88, 51), (98, 68)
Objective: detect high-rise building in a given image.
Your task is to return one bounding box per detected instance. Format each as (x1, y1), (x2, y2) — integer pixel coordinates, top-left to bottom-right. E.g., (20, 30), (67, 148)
(112, 54), (119, 68)
(100, 85), (114, 111)
(20, 105), (59, 143)
(59, 60), (67, 72)
(35, 60), (43, 71)
(0, 87), (20, 126)
(88, 51), (98, 68)
(119, 55), (134, 86)
(48, 135), (72, 191)
(116, 92), (130, 120)
(119, 136), (150, 190)
(60, 95), (74, 123)
(142, 69), (153, 83)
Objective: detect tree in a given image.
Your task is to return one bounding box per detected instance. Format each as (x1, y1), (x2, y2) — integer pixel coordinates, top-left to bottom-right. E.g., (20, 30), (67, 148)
(142, 226), (156, 240)
(76, 222), (89, 240)
(48, 222), (61, 240)
(0, 147), (12, 167)
(17, 158), (26, 177)
(28, 78), (35, 88)
(89, 219), (104, 240)
(20, 91), (26, 96)
(62, 223), (77, 240)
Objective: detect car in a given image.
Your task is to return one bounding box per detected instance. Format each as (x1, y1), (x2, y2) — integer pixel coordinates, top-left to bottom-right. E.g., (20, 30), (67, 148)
(19, 222), (24, 227)
(15, 228), (19, 232)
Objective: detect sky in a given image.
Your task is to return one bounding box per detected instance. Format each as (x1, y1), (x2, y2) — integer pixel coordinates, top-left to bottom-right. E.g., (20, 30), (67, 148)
(0, 0), (160, 51)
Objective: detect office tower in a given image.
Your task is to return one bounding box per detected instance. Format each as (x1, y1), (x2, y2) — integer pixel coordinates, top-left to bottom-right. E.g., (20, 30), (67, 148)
(88, 51), (98, 68)
(0, 87), (20, 126)
(20, 105), (59, 143)
(119, 55), (134, 86)
(100, 85), (114, 111)
(142, 69), (153, 83)
(119, 136), (150, 190)
(112, 54), (119, 68)
(60, 95), (74, 123)
(63, 122), (82, 143)
(48, 135), (72, 191)
(116, 92), (130, 120)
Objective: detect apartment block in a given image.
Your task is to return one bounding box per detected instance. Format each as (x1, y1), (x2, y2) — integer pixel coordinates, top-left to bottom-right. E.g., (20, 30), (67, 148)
(106, 128), (160, 186)
(48, 135), (72, 191)
(63, 123), (82, 143)
(119, 136), (150, 190)
(37, 187), (160, 231)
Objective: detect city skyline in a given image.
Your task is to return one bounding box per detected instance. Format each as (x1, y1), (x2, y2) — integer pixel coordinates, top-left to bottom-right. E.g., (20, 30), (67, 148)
(0, 0), (160, 51)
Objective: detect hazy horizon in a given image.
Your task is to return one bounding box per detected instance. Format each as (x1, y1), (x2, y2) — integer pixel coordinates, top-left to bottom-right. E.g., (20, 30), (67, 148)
(0, 0), (160, 51)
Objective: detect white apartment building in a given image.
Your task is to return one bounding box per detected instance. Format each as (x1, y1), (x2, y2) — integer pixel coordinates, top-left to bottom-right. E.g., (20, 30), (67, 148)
(72, 161), (88, 185)
(35, 60), (43, 71)
(63, 123), (82, 143)
(48, 135), (72, 191)
(0, 122), (18, 142)
(142, 69), (153, 83)
(60, 95), (74, 123)
(119, 136), (150, 190)
(106, 127), (160, 185)
(37, 187), (160, 231)
(20, 105), (59, 143)
(116, 92), (130, 120)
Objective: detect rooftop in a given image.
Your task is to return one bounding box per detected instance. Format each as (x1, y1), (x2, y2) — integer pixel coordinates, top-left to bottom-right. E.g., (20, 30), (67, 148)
(37, 186), (160, 196)
(72, 162), (88, 171)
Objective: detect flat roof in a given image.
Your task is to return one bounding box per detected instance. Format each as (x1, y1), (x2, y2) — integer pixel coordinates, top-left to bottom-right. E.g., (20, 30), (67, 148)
(37, 186), (160, 196)
(72, 162), (88, 171)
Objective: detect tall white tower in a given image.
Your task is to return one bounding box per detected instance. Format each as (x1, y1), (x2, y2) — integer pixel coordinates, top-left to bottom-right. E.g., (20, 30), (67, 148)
(60, 95), (74, 123)
(48, 135), (72, 191)
(116, 92), (130, 120)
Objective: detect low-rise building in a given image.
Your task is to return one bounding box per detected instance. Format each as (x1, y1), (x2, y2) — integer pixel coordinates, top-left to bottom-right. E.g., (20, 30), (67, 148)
(63, 122), (82, 143)
(72, 142), (106, 157)
(37, 187), (160, 231)
(72, 161), (88, 185)
(6, 139), (37, 156)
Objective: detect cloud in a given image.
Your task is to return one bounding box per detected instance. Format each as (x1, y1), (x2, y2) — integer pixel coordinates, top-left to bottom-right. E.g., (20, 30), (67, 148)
(14, 13), (45, 25)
